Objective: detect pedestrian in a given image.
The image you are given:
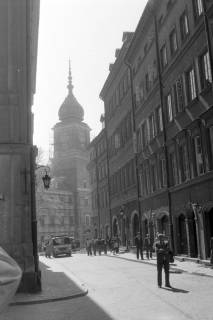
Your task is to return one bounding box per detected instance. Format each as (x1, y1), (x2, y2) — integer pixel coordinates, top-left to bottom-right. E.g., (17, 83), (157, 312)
(135, 232), (144, 260)
(113, 236), (120, 254)
(210, 237), (213, 266)
(92, 238), (97, 256)
(45, 240), (52, 258)
(156, 234), (171, 288)
(144, 234), (151, 259)
(86, 238), (92, 256)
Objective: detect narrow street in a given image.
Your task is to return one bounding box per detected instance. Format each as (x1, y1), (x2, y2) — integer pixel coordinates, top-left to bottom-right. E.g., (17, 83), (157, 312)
(2, 253), (213, 320)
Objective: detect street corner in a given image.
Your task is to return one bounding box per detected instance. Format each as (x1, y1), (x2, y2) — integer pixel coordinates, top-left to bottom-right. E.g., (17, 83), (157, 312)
(10, 259), (88, 306)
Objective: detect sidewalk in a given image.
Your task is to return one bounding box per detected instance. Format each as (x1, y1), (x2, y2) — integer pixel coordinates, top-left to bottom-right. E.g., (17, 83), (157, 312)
(10, 260), (88, 306)
(107, 250), (213, 277)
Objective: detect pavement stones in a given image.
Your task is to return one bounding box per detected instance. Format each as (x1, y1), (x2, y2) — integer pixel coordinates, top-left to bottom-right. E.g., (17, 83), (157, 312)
(10, 259), (88, 306)
(107, 251), (213, 277)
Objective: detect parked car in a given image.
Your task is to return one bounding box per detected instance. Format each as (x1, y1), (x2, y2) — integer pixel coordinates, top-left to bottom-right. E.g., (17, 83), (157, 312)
(51, 236), (72, 258)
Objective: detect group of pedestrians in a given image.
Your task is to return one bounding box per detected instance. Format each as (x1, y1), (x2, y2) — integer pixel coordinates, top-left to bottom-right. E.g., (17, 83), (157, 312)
(134, 232), (153, 260)
(85, 236), (121, 256)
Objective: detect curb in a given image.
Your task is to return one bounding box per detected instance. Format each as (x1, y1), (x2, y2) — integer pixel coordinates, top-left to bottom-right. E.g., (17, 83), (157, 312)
(105, 254), (210, 275)
(10, 287), (88, 306)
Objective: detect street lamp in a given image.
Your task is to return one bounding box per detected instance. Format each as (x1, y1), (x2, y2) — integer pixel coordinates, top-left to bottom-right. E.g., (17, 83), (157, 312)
(36, 165), (51, 189)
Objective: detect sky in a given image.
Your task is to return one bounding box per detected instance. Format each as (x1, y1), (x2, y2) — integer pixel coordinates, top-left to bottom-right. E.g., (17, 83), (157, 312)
(33, 0), (148, 161)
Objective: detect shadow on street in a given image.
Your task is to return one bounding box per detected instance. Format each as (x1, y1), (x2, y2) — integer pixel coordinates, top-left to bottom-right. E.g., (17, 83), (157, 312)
(162, 286), (189, 293)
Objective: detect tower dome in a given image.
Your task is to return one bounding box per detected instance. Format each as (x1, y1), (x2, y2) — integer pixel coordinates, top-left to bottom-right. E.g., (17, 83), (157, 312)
(58, 61), (84, 122)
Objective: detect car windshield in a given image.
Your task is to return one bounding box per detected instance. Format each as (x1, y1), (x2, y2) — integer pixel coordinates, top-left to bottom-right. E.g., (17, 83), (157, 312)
(52, 237), (70, 246)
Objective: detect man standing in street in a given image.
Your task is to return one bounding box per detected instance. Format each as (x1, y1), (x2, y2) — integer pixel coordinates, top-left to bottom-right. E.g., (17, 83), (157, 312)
(144, 234), (152, 259)
(155, 234), (171, 288)
(135, 232), (144, 260)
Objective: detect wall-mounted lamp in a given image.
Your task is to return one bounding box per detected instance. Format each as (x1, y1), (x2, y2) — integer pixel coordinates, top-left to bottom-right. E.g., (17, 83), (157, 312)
(36, 165), (51, 190)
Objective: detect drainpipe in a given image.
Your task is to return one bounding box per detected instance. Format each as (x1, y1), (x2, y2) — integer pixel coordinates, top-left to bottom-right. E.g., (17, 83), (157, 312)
(124, 61), (143, 242)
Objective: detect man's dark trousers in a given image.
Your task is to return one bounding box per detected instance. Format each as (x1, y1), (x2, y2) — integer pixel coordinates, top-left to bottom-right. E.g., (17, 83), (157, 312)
(136, 247), (143, 259)
(157, 257), (169, 287)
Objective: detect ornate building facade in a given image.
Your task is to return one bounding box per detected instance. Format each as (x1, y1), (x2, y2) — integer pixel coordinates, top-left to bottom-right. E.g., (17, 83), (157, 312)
(51, 64), (92, 245)
(90, 0), (213, 260)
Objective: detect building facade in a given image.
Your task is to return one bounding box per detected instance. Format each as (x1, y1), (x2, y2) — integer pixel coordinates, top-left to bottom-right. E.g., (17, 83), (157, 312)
(0, 1), (40, 291)
(51, 65), (92, 246)
(99, 32), (142, 246)
(95, 0), (213, 259)
(87, 119), (110, 239)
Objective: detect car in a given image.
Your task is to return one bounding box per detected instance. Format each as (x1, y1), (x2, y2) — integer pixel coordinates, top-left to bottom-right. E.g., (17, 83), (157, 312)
(51, 236), (72, 258)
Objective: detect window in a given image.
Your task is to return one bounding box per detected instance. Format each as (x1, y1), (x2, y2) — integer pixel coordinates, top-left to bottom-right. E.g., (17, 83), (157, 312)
(61, 217), (65, 226)
(180, 11), (189, 41)
(207, 126), (213, 170)
(114, 133), (120, 149)
(149, 113), (156, 140)
(145, 73), (150, 92)
(186, 67), (197, 102)
(156, 106), (163, 132)
(151, 163), (158, 192)
(160, 44), (168, 69)
(173, 77), (184, 113)
(199, 51), (212, 89)
(159, 158), (166, 188)
(169, 152), (178, 186)
(166, 93), (173, 122)
(194, 0), (203, 17)
(179, 144), (189, 182)
(193, 135), (204, 175)
(170, 28), (178, 56)
(85, 215), (90, 226)
(142, 122), (148, 148)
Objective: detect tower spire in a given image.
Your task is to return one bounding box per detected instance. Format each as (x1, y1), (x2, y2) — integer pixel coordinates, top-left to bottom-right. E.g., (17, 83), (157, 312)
(67, 58), (73, 93)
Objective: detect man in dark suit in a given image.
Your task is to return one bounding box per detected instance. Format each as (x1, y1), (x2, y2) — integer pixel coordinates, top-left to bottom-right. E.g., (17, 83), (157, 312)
(155, 234), (171, 288)
(135, 232), (144, 260)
